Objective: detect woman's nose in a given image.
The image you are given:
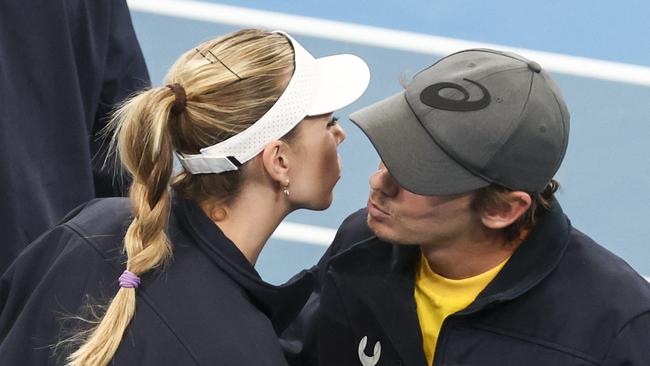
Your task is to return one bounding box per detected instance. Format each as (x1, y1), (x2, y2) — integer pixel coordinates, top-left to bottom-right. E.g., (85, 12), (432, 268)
(334, 124), (346, 145)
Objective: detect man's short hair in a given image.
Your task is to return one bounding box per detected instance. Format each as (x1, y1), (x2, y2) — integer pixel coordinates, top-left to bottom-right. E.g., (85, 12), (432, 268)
(472, 179), (560, 243)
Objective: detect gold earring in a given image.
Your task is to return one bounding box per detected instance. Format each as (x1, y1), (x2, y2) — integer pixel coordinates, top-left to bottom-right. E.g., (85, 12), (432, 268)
(282, 179), (290, 197)
(212, 207), (227, 221)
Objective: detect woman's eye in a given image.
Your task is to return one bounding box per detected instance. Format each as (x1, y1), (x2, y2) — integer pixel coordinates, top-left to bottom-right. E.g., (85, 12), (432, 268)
(327, 116), (339, 128)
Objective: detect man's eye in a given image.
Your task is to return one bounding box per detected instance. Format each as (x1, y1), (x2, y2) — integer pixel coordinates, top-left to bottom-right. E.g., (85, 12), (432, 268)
(327, 116), (339, 128)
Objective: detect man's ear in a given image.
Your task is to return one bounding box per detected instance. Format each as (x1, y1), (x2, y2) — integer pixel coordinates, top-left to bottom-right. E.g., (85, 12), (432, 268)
(480, 191), (532, 229)
(260, 140), (291, 184)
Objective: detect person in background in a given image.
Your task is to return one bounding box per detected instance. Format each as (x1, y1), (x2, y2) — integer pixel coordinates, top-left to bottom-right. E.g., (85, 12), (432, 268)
(0, 0), (150, 274)
(0, 29), (369, 366)
(317, 49), (650, 365)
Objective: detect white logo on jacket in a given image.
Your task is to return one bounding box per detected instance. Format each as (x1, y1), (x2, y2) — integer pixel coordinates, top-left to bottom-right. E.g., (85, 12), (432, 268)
(358, 336), (381, 366)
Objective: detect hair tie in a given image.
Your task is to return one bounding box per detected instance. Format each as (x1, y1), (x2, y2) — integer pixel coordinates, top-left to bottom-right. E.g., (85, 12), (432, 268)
(166, 83), (187, 115)
(118, 270), (141, 289)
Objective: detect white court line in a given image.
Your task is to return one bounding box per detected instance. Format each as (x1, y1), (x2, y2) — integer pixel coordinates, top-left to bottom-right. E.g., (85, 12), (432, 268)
(127, 0), (650, 87)
(271, 221), (336, 247)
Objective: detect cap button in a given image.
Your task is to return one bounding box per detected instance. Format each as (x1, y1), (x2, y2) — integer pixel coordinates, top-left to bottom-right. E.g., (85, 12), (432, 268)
(527, 61), (542, 73)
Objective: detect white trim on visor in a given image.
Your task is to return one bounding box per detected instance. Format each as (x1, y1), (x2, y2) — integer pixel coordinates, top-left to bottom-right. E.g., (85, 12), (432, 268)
(176, 31), (370, 174)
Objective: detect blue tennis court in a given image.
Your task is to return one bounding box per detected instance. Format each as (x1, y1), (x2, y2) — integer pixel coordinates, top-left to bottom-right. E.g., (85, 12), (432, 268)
(127, 0), (650, 284)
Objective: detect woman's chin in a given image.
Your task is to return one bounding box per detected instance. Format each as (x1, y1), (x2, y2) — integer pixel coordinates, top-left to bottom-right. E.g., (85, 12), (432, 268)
(307, 193), (334, 211)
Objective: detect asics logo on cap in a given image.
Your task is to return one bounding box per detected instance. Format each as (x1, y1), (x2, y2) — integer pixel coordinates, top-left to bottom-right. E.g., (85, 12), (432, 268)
(420, 78), (491, 112)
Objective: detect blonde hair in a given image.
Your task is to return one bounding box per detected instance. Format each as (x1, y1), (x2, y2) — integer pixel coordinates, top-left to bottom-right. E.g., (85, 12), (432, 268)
(65, 29), (294, 366)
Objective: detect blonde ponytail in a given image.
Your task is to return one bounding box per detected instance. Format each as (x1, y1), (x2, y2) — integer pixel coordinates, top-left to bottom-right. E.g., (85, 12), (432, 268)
(66, 87), (175, 366)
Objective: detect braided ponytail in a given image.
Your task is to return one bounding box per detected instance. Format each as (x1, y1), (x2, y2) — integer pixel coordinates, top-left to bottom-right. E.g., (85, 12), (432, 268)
(66, 87), (178, 366)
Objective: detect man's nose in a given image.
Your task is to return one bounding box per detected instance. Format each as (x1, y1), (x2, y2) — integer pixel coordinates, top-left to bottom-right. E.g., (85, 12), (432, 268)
(369, 162), (399, 197)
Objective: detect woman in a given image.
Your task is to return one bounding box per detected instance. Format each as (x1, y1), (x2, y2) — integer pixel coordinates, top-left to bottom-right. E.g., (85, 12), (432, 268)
(0, 29), (369, 365)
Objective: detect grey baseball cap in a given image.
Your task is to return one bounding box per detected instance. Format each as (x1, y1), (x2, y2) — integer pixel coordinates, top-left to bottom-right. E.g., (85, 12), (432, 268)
(350, 48), (570, 195)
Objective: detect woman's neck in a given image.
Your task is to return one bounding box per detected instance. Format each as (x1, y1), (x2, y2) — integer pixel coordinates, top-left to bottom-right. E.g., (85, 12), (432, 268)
(202, 184), (290, 265)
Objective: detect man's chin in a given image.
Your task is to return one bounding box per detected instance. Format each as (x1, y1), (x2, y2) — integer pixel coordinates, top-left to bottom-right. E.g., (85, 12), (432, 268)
(366, 215), (412, 246)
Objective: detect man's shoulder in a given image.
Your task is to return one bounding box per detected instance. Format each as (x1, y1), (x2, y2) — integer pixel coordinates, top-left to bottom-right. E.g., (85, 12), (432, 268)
(496, 226), (650, 360)
(526, 225), (650, 334)
(562, 227), (650, 303)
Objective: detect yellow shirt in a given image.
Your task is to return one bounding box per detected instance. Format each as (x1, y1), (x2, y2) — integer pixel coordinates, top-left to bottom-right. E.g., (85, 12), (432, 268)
(414, 254), (509, 366)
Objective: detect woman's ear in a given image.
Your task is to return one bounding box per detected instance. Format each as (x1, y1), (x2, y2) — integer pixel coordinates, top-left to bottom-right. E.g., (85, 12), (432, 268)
(260, 140), (291, 184)
(480, 191), (532, 229)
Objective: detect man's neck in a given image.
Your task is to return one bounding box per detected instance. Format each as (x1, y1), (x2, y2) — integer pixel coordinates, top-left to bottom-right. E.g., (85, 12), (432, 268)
(419, 231), (524, 280)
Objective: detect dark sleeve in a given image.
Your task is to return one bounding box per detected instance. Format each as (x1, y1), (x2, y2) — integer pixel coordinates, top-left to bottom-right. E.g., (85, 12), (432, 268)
(601, 311), (650, 365)
(317, 276), (358, 366)
(281, 209), (372, 365)
(91, 0), (150, 197)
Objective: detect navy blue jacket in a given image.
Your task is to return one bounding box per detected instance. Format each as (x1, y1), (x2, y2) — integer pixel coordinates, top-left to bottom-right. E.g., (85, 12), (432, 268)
(0, 0), (150, 273)
(318, 202), (650, 365)
(0, 194), (315, 365)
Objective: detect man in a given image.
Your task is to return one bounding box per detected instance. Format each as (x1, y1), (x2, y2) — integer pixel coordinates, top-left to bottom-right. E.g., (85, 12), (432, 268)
(0, 0), (150, 273)
(317, 49), (650, 365)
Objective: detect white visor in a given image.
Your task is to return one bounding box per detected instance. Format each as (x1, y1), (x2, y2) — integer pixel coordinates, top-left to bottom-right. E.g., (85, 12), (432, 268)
(176, 31), (370, 174)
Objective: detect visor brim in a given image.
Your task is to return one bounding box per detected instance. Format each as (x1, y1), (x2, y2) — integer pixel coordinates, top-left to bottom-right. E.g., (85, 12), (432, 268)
(307, 54), (370, 116)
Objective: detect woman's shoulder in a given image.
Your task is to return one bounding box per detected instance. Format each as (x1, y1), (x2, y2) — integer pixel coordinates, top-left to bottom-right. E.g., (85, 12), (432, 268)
(0, 198), (131, 327)
(4, 198), (131, 276)
(0, 199), (133, 364)
(61, 197), (132, 235)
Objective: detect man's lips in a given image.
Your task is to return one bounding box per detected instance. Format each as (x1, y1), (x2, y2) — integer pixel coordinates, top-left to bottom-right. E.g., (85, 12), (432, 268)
(368, 199), (390, 218)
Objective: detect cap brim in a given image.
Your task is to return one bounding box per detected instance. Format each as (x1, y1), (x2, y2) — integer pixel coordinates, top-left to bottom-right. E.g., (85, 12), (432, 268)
(306, 54), (370, 116)
(349, 92), (489, 196)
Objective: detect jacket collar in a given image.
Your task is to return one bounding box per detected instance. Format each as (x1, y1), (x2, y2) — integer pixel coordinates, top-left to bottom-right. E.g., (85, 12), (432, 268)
(459, 199), (571, 314)
(329, 199), (571, 365)
(171, 191), (315, 333)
